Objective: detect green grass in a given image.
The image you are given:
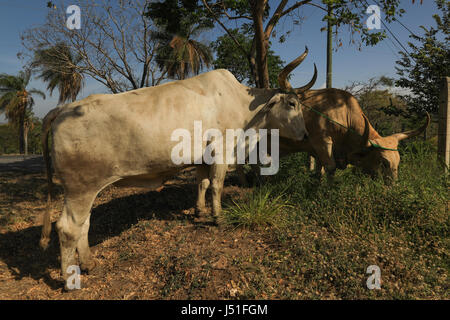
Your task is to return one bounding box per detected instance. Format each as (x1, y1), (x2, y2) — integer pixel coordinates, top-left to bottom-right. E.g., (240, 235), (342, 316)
(222, 139), (449, 299)
(221, 184), (293, 229)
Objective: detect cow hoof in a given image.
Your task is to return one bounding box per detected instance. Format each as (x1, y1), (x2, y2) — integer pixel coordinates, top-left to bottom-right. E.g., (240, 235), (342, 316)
(195, 207), (209, 217)
(211, 215), (221, 226)
(39, 237), (50, 251)
(80, 260), (97, 274)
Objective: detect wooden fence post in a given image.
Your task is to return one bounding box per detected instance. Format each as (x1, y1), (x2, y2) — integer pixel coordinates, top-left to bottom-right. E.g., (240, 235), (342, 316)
(437, 77), (450, 173)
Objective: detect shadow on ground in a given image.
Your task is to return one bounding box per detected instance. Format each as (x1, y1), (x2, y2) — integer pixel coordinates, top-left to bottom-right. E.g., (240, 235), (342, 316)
(0, 181), (222, 290)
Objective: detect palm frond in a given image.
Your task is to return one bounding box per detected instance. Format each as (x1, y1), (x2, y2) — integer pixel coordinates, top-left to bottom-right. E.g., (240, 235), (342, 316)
(28, 88), (46, 100)
(31, 42), (84, 103)
(158, 34), (212, 80)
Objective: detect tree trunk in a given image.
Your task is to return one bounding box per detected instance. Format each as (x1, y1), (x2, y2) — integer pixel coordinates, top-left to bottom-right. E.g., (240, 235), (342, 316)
(24, 125), (29, 155)
(326, 5), (333, 89)
(251, 0), (270, 89)
(18, 112), (25, 155)
(248, 54), (259, 87)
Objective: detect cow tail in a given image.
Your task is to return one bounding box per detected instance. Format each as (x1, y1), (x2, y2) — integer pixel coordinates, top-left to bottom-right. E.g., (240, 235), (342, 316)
(40, 107), (64, 250)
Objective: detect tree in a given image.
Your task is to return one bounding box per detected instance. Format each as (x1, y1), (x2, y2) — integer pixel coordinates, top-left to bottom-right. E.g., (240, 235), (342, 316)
(155, 31), (213, 80)
(198, 0), (405, 89)
(158, 34), (213, 80)
(395, 0), (449, 115)
(212, 29), (285, 87)
(22, 0), (167, 93)
(0, 69), (46, 154)
(23, 109), (39, 155)
(147, 0), (214, 80)
(0, 118), (43, 155)
(31, 43), (84, 104)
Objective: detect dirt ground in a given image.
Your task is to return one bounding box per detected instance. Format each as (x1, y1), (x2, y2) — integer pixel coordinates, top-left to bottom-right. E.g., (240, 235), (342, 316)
(0, 160), (276, 299)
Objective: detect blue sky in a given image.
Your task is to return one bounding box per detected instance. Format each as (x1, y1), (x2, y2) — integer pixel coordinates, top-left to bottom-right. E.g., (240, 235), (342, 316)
(0, 0), (441, 121)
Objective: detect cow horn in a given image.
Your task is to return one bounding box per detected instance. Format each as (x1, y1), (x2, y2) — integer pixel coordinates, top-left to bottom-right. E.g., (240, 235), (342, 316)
(390, 112), (431, 141)
(295, 63), (317, 94)
(361, 114), (371, 148)
(278, 46), (311, 92)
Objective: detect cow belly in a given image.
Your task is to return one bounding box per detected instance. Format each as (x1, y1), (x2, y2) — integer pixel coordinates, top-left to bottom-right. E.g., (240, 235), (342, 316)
(113, 172), (175, 189)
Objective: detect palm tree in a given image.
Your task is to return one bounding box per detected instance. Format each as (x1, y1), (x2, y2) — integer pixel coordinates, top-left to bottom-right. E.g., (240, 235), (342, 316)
(0, 69), (46, 154)
(31, 43), (84, 104)
(23, 109), (39, 155)
(156, 25), (213, 80)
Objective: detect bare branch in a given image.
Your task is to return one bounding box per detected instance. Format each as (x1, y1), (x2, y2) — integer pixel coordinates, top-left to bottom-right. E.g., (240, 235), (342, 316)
(280, 0), (313, 17)
(221, 2), (252, 20)
(21, 0), (165, 93)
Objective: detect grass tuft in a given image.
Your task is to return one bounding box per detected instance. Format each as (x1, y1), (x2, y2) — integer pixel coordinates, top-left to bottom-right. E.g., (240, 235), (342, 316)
(222, 184), (293, 229)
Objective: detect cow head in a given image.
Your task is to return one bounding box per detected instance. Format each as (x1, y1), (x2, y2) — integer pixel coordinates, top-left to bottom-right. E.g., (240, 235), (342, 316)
(264, 47), (317, 142)
(349, 113), (430, 183)
(262, 93), (309, 141)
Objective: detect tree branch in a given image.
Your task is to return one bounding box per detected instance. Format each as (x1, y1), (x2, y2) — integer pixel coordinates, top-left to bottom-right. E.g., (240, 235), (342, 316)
(280, 0), (313, 17)
(201, 0), (250, 58)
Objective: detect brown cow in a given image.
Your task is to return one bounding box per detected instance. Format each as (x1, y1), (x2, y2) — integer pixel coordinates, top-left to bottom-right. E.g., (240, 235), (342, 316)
(278, 88), (430, 182)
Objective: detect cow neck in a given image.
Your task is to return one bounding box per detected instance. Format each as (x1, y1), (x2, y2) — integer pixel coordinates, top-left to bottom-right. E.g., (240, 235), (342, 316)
(242, 87), (278, 131)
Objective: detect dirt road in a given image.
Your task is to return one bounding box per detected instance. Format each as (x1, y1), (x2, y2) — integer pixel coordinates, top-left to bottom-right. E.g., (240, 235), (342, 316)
(0, 155), (44, 173)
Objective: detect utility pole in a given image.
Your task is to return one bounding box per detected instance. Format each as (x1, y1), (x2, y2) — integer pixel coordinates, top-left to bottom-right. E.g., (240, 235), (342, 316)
(438, 77), (450, 173)
(326, 4), (333, 89)
(310, 4), (333, 172)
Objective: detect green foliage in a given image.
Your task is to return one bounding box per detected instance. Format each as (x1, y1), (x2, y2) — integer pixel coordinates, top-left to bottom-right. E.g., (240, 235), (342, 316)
(0, 70), (45, 123)
(0, 120), (43, 154)
(323, 0), (403, 44)
(146, 0), (214, 36)
(0, 124), (19, 154)
(0, 70), (45, 154)
(212, 29), (286, 87)
(395, 0), (450, 115)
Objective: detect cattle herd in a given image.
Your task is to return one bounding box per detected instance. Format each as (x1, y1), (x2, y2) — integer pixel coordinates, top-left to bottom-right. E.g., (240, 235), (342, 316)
(38, 47), (429, 288)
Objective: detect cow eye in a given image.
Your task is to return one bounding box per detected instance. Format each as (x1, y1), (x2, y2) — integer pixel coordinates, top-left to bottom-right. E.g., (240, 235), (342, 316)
(288, 101), (296, 108)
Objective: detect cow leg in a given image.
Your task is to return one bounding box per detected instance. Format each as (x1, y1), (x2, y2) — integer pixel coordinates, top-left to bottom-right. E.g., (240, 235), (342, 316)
(314, 160), (325, 177)
(209, 164), (228, 219)
(312, 138), (336, 180)
(56, 191), (97, 282)
(196, 165), (210, 215)
(308, 156), (316, 172)
(76, 213), (96, 273)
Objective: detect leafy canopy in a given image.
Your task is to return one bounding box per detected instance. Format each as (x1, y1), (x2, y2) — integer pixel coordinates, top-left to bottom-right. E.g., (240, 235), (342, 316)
(395, 0), (449, 115)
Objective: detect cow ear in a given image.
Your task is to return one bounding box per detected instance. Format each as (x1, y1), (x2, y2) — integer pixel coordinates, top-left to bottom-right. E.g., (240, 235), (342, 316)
(262, 94), (281, 113)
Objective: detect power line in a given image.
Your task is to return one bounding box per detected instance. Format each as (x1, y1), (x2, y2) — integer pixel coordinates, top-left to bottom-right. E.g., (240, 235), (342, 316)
(383, 38), (402, 60)
(371, 0), (420, 38)
(361, 0), (413, 60)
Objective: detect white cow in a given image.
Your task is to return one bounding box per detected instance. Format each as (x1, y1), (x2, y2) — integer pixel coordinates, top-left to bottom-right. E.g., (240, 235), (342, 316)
(40, 53), (315, 283)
